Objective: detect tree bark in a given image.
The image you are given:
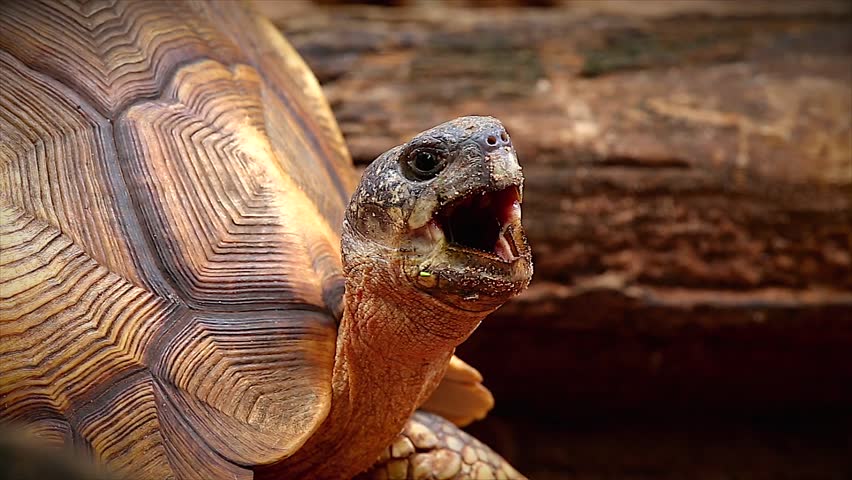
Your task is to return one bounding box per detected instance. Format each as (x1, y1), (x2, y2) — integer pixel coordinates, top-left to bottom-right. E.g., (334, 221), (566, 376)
(264, 1), (852, 476)
(265, 0), (852, 456)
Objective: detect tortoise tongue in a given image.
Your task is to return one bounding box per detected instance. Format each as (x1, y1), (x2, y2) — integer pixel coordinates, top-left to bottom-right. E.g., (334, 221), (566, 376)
(494, 234), (514, 262)
(494, 219), (521, 262)
(493, 198), (521, 262)
(437, 186), (521, 262)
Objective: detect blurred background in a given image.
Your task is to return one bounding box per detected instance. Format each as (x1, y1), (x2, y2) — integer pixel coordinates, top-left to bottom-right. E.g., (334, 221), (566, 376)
(260, 1), (852, 478)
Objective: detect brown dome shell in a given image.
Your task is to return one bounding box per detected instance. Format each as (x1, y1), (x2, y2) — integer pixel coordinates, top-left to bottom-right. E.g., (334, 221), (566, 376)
(0, 1), (357, 478)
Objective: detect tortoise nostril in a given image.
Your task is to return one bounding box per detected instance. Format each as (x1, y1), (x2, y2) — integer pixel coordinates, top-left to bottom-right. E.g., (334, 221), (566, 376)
(470, 123), (512, 152)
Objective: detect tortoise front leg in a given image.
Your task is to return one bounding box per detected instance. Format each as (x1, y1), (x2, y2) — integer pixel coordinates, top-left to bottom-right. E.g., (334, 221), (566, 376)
(357, 411), (525, 480)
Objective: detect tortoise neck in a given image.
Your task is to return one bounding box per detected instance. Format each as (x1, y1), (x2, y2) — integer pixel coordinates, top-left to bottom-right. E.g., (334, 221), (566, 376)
(329, 258), (481, 477)
(270, 234), (486, 478)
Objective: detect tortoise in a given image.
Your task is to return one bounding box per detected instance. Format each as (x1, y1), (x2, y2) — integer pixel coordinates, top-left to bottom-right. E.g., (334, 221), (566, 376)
(0, 1), (533, 479)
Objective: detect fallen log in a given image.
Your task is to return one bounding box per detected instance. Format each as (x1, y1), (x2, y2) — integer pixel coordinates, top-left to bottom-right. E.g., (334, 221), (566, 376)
(266, 0), (852, 414)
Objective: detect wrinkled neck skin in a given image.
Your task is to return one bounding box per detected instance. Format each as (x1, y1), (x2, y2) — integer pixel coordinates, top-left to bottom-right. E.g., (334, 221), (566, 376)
(272, 227), (490, 479)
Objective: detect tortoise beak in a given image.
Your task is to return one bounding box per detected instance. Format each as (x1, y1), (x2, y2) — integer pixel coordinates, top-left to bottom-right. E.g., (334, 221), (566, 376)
(409, 119), (529, 266)
(398, 116), (533, 310)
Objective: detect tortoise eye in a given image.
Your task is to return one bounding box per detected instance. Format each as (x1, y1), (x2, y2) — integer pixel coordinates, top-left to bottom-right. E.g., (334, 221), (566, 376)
(404, 148), (446, 181)
(414, 151), (438, 172)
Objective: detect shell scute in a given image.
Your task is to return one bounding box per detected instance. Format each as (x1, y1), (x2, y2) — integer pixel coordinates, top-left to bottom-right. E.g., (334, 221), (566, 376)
(1, 1), (353, 477)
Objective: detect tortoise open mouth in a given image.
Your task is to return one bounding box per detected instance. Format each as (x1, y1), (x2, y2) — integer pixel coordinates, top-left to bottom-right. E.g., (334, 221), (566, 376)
(435, 186), (522, 263)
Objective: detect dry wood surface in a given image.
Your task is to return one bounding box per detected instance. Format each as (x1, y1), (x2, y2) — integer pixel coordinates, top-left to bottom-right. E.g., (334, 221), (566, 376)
(266, 1), (852, 477)
(269, 0), (852, 408)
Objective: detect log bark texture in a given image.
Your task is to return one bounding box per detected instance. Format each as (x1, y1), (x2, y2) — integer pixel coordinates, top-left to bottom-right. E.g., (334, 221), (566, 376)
(267, 2), (852, 475)
(266, 0), (852, 407)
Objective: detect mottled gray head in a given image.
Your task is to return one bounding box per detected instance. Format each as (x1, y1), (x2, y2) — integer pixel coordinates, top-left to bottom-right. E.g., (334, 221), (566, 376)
(343, 116), (532, 312)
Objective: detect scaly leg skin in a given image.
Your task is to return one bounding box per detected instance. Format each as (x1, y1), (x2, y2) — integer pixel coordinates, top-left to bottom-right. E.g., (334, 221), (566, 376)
(357, 411), (525, 480)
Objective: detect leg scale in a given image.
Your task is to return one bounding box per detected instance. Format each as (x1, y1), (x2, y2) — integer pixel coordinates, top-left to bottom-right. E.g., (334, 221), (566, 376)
(357, 410), (525, 480)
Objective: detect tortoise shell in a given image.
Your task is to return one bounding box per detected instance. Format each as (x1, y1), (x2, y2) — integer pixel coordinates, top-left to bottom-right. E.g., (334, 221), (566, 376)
(0, 1), (357, 478)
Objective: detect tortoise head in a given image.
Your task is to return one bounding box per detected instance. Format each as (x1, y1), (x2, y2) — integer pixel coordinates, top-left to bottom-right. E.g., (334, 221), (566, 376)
(342, 116), (533, 312)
